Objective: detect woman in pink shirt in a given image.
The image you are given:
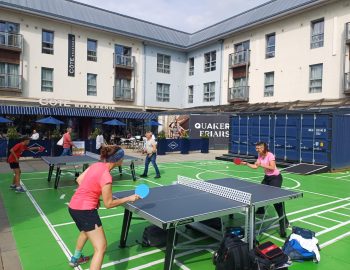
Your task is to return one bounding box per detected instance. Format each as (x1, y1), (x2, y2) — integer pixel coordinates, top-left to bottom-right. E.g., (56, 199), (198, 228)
(240, 141), (289, 238)
(68, 145), (140, 269)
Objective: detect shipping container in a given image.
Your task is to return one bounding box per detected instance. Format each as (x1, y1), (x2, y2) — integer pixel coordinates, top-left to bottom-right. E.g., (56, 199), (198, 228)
(229, 111), (350, 171)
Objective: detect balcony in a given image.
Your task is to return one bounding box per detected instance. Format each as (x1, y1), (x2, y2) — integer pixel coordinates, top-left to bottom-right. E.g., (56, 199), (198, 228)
(229, 50), (250, 67)
(113, 86), (135, 101)
(228, 86), (249, 102)
(346, 22), (350, 44)
(0, 32), (23, 51)
(114, 54), (135, 69)
(345, 73), (350, 94)
(0, 74), (22, 92)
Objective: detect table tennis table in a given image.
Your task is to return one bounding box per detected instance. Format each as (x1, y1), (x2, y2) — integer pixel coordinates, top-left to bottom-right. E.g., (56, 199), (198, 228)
(42, 151), (142, 189)
(113, 176), (303, 270)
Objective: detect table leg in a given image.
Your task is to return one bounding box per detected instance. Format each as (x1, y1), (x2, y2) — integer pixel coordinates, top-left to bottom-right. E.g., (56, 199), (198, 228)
(54, 166), (61, 189)
(118, 166), (122, 176)
(248, 205), (255, 249)
(130, 161), (136, 181)
(164, 228), (176, 270)
(48, 165), (54, 182)
(119, 209), (133, 248)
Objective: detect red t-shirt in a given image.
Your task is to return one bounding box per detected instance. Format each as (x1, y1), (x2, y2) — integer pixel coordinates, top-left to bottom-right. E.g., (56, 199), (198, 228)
(8, 143), (28, 163)
(63, 132), (73, 149)
(69, 162), (112, 210)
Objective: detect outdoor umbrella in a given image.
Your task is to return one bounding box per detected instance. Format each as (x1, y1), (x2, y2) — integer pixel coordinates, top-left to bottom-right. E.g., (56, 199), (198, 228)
(144, 120), (162, 126)
(0, 116), (12, 123)
(103, 119), (126, 126)
(36, 116), (64, 125)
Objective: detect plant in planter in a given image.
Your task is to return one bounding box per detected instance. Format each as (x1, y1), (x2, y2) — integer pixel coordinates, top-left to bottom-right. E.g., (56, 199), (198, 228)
(51, 128), (61, 139)
(157, 131), (166, 140)
(90, 128), (100, 139)
(7, 127), (20, 140)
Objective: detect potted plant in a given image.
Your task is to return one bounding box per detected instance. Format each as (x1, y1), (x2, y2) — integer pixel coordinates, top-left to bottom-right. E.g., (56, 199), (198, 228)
(6, 127), (20, 156)
(157, 131), (167, 155)
(200, 133), (209, 153)
(180, 131), (190, 154)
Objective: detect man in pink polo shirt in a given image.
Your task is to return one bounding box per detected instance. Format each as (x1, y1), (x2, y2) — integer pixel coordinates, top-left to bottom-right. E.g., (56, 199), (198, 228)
(61, 127), (76, 156)
(240, 141), (289, 238)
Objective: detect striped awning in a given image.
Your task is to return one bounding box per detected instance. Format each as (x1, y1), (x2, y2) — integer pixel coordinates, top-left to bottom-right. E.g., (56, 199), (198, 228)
(0, 105), (157, 119)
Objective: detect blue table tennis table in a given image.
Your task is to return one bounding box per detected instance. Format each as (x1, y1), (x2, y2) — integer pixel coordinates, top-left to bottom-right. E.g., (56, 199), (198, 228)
(42, 151), (142, 189)
(113, 176), (303, 270)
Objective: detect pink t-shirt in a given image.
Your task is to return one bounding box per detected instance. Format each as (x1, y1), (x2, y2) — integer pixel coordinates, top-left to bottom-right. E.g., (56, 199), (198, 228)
(63, 132), (73, 149)
(69, 162), (112, 210)
(257, 152), (280, 176)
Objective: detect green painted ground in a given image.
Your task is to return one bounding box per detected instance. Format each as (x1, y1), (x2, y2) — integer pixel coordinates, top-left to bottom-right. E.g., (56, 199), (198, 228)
(1, 160), (350, 270)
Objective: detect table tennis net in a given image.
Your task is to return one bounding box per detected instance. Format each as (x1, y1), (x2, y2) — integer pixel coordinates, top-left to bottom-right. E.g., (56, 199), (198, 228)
(85, 151), (101, 160)
(177, 175), (252, 205)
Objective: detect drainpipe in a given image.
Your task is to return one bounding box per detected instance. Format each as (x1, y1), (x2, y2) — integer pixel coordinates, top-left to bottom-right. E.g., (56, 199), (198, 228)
(218, 39), (224, 105)
(143, 42), (147, 111)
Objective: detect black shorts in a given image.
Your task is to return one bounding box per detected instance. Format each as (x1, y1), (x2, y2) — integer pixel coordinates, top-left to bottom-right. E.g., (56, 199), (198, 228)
(68, 208), (102, 232)
(9, 162), (20, 169)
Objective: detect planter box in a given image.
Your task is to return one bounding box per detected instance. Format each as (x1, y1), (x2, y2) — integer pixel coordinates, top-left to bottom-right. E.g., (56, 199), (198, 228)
(201, 138), (209, 153)
(180, 139), (190, 154)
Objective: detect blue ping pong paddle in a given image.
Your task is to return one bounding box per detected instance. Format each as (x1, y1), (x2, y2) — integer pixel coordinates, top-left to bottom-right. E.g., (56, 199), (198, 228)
(135, 184), (150, 199)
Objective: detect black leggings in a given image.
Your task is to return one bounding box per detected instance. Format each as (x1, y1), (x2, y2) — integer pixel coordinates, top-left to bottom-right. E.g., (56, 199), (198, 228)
(258, 174), (289, 232)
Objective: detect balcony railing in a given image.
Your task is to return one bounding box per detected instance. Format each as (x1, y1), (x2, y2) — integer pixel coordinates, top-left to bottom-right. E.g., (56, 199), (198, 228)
(114, 54), (135, 69)
(345, 73), (350, 93)
(229, 50), (250, 67)
(228, 86), (249, 101)
(0, 32), (23, 50)
(113, 86), (135, 101)
(0, 74), (22, 91)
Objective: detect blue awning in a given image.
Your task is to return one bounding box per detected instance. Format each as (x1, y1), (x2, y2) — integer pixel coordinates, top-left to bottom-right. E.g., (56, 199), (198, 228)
(0, 105), (156, 119)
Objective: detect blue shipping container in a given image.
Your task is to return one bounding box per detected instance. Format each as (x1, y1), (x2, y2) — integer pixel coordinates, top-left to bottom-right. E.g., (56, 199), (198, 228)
(230, 112), (350, 171)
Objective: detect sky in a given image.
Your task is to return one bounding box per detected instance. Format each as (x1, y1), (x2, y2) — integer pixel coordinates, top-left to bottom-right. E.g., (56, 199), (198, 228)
(75, 0), (271, 33)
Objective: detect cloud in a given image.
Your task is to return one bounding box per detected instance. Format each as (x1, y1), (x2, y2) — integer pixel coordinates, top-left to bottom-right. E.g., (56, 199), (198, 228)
(75, 0), (270, 32)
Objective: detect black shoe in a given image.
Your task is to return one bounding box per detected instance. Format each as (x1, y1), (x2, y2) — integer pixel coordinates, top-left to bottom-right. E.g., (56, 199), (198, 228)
(154, 175), (161, 179)
(140, 174), (148, 177)
(279, 231), (287, 238)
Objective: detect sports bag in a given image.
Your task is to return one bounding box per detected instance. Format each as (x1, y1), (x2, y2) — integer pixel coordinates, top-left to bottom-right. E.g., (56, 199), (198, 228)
(292, 226), (315, 239)
(282, 239), (317, 262)
(213, 234), (251, 270)
(141, 225), (167, 247)
(250, 241), (290, 270)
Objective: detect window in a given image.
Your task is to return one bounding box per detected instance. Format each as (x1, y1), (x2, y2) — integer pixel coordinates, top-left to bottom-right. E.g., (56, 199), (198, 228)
(157, 54), (171, 74)
(204, 51), (216, 72)
(156, 83), (170, 102)
(309, 64), (323, 93)
(188, 85), (194, 103)
(115, 79), (132, 100)
(203, 82), (215, 102)
(266, 33), (275, 58)
(115, 44), (132, 66)
(311, 19), (324, 49)
(233, 41), (250, 65)
(41, 67), (53, 92)
(42, 30), (54, 54)
(0, 21), (20, 47)
(0, 62), (20, 88)
(189, 57), (194, 76)
(87, 73), (97, 96)
(264, 72), (274, 97)
(231, 77), (248, 99)
(87, 39), (97, 61)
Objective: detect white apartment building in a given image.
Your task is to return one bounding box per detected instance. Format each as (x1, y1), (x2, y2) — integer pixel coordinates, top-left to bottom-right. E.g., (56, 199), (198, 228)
(0, 0), (349, 117)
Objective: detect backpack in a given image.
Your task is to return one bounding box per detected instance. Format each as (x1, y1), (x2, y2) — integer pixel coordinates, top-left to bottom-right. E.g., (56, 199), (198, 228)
(250, 241), (290, 270)
(282, 239), (317, 262)
(140, 225), (167, 247)
(213, 234), (251, 270)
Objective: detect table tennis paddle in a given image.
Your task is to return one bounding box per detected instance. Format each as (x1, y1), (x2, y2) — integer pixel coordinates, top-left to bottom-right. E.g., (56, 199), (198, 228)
(233, 157), (242, 165)
(38, 146), (45, 152)
(135, 184), (150, 199)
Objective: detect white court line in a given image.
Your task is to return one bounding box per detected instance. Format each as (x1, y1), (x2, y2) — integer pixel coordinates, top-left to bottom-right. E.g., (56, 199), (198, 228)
(261, 233), (285, 243)
(320, 231), (350, 248)
(342, 207), (350, 210)
(53, 213), (125, 228)
(99, 236), (209, 269)
(329, 210), (350, 218)
(298, 220), (328, 229)
(20, 181), (81, 270)
(317, 219), (350, 236)
(315, 215), (342, 223)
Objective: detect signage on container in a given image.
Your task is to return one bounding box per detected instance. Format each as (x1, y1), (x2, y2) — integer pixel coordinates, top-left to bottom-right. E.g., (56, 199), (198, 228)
(68, 34), (75, 77)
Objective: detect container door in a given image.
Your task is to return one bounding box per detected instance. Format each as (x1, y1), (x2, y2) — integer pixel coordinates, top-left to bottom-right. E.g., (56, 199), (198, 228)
(285, 114), (300, 162)
(248, 115), (260, 156)
(274, 114), (287, 160)
(230, 115), (240, 154)
(300, 114), (331, 164)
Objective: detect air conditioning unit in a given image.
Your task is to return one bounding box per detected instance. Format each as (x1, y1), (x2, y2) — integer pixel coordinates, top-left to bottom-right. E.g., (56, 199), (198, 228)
(346, 22), (350, 43)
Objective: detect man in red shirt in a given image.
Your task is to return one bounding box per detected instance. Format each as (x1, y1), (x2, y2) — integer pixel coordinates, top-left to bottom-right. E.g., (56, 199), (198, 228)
(61, 127), (76, 156)
(8, 137), (40, 193)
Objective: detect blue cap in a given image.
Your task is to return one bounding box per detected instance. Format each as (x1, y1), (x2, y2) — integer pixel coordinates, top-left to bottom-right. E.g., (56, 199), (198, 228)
(106, 149), (124, 163)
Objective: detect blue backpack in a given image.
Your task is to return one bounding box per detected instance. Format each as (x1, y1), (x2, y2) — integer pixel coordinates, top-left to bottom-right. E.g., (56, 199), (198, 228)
(282, 239), (316, 262)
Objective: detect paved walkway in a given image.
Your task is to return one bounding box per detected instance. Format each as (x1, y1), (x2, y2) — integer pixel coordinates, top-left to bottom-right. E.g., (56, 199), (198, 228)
(0, 149), (227, 270)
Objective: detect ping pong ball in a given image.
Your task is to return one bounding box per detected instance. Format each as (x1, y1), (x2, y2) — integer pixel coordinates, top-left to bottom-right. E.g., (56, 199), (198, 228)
(226, 166), (229, 168)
